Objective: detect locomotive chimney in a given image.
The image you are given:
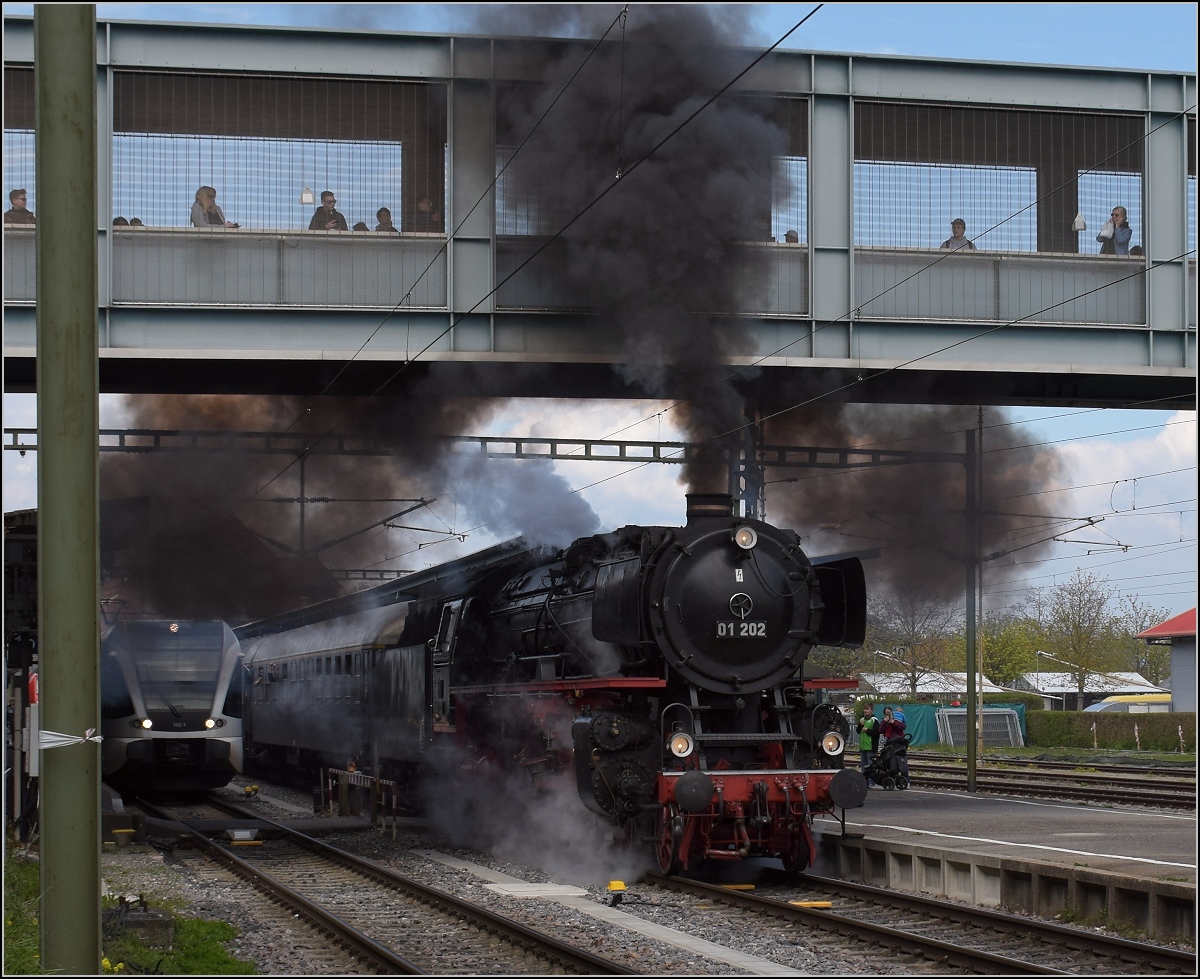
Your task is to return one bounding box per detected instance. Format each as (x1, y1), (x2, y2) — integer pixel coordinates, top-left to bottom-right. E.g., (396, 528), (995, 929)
(686, 493), (735, 525)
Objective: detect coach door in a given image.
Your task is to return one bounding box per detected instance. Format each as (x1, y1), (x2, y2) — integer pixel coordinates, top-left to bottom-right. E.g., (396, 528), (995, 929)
(429, 599), (467, 732)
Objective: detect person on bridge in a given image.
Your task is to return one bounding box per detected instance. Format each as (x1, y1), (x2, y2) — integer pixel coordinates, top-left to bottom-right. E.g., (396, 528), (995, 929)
(941, 218), (975, 251)
(1097, 206), (1132, 255)
(309, 191), (348, 231)
(411, 195), (443, 233)
(191, 186), (238, 228)
(375, 206), (399, 233)
(4, 188), (35, 225)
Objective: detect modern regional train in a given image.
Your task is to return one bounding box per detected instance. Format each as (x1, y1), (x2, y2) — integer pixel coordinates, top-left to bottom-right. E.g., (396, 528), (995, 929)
(101, 619), (245, 792)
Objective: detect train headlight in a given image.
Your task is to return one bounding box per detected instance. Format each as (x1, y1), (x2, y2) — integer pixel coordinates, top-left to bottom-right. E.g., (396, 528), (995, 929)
(141, 718), (153, 730)
(668, 732), (695, 758)
(733, 526), (758, 550)
(204, 718), (216, 730)
(820, 731), (845, 756)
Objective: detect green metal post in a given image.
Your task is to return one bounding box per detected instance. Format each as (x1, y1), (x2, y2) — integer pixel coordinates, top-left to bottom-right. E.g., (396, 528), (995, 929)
(964, 430), (977, 793)
(35, 5), (101, 975)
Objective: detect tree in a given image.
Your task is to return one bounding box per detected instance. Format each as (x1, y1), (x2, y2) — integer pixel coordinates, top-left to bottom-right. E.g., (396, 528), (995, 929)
(866, 593), (962, 694)
(1027, 570), (1122, 693)
(981, 612), (1040, 685)
(1111, 595), (1173, 686)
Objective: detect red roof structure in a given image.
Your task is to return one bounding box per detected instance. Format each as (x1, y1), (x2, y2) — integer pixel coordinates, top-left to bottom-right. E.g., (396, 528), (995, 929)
(1136, 608), (1197, 640)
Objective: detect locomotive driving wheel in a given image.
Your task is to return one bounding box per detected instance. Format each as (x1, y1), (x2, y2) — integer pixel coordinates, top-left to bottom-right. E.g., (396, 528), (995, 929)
(656, 808), (684, 875)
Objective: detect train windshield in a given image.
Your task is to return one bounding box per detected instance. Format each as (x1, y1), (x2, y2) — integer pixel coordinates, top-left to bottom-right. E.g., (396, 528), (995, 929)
(125, 621), (228, 712)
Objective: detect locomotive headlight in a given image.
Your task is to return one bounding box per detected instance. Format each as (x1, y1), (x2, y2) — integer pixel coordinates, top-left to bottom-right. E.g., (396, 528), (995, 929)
(733, 526), (758, 550)
(204, 717), (216, 730)
(668, 732), (695, 758)
(820, 731), (845, 756)
(141, 718), (153, 730)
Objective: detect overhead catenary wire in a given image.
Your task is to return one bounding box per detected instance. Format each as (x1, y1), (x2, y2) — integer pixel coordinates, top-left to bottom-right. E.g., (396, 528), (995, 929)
(577, 107), (1197, 451)
(239, 7), (829, 512)
(236, 6), (634, 508)
(565, 253), (1198, 497)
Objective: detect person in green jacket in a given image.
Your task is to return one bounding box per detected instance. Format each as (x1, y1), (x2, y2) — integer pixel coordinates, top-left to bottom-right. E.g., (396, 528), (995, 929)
(856, 703), (880, 785)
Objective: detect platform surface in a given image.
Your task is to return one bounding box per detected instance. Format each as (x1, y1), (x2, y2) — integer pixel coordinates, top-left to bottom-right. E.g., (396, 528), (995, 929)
(817, 785), (1197, 886)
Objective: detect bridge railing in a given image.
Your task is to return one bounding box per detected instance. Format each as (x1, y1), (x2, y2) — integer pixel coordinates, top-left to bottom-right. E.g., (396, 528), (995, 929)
(3, 227), (448, 309)
(6, 228), (1192, 328)
(855, 247), (1150, 326)
(493, 237), (811, 315)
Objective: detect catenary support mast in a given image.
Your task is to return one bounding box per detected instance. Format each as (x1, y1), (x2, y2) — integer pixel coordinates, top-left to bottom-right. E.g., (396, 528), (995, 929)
(36, 5), (102, 973)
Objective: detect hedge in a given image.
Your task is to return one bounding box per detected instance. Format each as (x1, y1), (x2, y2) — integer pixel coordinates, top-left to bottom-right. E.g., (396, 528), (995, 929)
(1027, 711), (1196, 752)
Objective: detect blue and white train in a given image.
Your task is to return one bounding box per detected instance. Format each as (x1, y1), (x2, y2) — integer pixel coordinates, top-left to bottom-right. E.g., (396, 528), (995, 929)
(101, 619), (245, 792)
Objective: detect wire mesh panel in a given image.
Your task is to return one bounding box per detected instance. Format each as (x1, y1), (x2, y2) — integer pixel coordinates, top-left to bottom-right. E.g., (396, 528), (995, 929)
(112, 134), (408, 231)
(494, 89), (808, 314)
(935, 708), (1023, 748)
(1189, 116), (1197, 329)
(3, 67), (35, 210)
(104, 71), (447, 308)
(3, 68), (37, 301)
(112, 72), (446, 230)
(853, 102), (1145, 325)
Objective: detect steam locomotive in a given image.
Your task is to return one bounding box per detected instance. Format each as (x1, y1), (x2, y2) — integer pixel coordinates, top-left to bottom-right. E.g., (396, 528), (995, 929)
(101, 619), (245, 792)
(237, 494), (868, 873)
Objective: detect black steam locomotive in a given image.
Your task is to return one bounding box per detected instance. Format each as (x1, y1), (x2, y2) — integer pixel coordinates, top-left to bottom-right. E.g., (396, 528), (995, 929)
(237, 494), (868, 873)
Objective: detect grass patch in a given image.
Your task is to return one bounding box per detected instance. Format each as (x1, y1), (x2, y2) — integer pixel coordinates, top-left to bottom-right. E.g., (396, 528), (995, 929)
(101, 915), (254, 976)
(5, 843), (254, 975)
(4, 849), (41, 974)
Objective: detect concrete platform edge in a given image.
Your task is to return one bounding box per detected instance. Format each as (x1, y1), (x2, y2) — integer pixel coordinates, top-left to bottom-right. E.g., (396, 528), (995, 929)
(818, 833), (1195, 940)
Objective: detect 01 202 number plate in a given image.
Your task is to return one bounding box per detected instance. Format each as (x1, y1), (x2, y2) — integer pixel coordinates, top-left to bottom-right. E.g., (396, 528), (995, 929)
(716, 621), (766, 638)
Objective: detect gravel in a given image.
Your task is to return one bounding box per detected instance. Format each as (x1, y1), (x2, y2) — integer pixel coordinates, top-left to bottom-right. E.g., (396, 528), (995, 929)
(100, 774), (946, 974)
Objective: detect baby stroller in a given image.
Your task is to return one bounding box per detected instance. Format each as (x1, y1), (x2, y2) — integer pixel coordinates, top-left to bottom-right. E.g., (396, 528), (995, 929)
(866, 734), (911, 790)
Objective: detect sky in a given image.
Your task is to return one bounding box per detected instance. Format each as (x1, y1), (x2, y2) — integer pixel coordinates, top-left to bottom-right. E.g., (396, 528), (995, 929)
(2, 3), (1197, 620)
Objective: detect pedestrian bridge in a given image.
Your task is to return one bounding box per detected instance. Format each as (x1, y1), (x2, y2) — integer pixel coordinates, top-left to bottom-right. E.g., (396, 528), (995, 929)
(2, 15), (1195, 407)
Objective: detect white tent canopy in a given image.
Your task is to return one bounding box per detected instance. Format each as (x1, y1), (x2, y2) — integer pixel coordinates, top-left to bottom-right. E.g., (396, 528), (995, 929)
(1013, 669), (1165, 695)
(858, 671), (1006, 695)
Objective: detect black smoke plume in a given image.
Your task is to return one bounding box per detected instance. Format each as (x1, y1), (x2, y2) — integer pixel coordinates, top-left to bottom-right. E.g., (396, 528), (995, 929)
(490, 4), (785, 490)
(762, 402), (1070, 603)
(101, 387), (597, 620)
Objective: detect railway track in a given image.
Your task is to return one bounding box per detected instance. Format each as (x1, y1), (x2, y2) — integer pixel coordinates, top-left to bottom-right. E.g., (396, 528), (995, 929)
(851, 753), (1196, 809)
(136, 797), (635, 975)
(902, 763), (1195, 811)
(907, 754), (1197, 780)
(646, 871), (1197, 975)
